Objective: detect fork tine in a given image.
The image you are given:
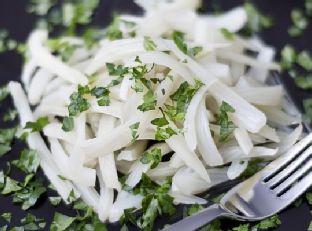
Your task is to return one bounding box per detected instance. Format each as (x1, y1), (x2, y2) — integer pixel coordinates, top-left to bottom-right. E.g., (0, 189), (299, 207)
(266, 146), (312, 188)
(274, 157), (312, 195)
(281, 170), (312, 201)
(263, 134), (312, 181)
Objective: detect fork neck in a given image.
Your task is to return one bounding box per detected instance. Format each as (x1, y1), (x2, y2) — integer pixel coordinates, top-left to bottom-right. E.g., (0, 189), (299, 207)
(163, 204), (227, 231)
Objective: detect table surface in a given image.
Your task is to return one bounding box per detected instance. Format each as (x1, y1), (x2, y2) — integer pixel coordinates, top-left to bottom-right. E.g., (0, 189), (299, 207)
(0, 0), (311, 230)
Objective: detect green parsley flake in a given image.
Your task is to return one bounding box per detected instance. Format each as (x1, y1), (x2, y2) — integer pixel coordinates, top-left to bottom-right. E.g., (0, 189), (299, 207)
(13, 179), (46, 210)
(21, 213), (46, 230)
(0, 86), (8, 102)
(49, 196), (62, 206)
(186, 204), (204, 216)
(3, 109), (17, 122)
(91, 86), (110, 106)
(62, 116), (74, 132)
(220, 28), (235, 40)
(68, 85), (90, 117)
(306, 192), (312, 205)
(140, 148), (162, 169)
(173, 31), (188, 54)
(242, 3), (273, 35)
(129, 122), (140, 141)
(308, 221), (312, 231)
(281, 45), (297, 70)
(50, 213), (76, 231)
(106, 14), (123, 40)
(0, 213), (11, 223)
(289, 8), (308, 37)
(232, 224), (249, 231)
(304, 98), (312, 123)
(106, 63), (129, 76)
(1, 177), (22, 195)
(12, 149), (40, 174)
(155, 126), (177, 141)
(253, 214), (281, 230)
(144, 36), (157, 51)
(27, 0), (56, 15)
(216, 101), (236, 142)
(132, 175), (175, 231)
(0, 171), (4, 189)
(297, 51), (312, 71)
(0, 144), (11, 157)
(295, 75), (312, 90)
(137, 90), (157, 112)
(25, 117), (49, 132)
(46, 39), (80, 62)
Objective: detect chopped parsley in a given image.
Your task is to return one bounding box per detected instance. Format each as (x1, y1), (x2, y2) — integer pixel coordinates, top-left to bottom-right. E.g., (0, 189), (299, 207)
(12, 149), (40, 174)
(106, 14), (123, 40)
(137, 90), (157, 112)
(68, 85), (91, 117)
(297, 51), (312, 71)
(49, 196), (62, 206)
(165, 81), (202, 122)
(62, 116), (74, 132)
(308, 221), (312, 231)
(91, 86), (110, 106)
(253, 214), (281, 230)
(0, 85), (9, 102)
(106, 63), (129, 76)
(46, 39), (80, 62)
(129, 122), (140, 141)
(215, 101), (237, 142)
(280, 45), (297, 70)
(144, 36), (157, 51)
(220, 28), (235, 40)
(306, 192), (312, 205)
(232, 224), (249, 231)
(126, 174), (176, 231)
(0, 213), (11, 223)
(25, 117), (49, 132)
(184, 204), (204, 217)
(172, 31), (203, 57)
(1, 176), (22, 194)
(288, 8), (308, 37)
(3, 109), (17, 122)
(140, 148), (162, 169)
(12, 179), (47, 210)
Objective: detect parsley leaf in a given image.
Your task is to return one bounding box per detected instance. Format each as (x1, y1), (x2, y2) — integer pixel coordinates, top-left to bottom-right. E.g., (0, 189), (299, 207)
(140, 148), (162, 169)
(12, 179), (46, 210)
(0, 171), (4, 189)
(253, 215), (281, 230)
(185, 204), (204, 216)
(49, 196), (62, 206)
(12, 149), (40, 174)
(215, 101), (236, 142)
(0, 86), (9, 103)
(144, 36), (157, 51)
(0, 144), (11, 158)
(3, 109), (17, 122)
(133, 175), (176, 231)
(0, 127), (16, 144)
(1, 176), (22, 195)
(288, 8), (308, 37)
(173, 31), (188, 54)
(306, 192), (312, 205)
(129, 122), (140, 141)
(46, 39), (79, 62)
(220, 28), (235, 40)
(232, 224), (249, 231)
(137, 90), (157, 112)
(106, 14), (123, 40)
(0, 213), (11, 223)
(62, 116), (74, 132)
(106, 63), (129, 76)
(308, 221), (312, 231)
(25, 117), (49, 132)
(281, 45), (297, 70)
(155, 127), (177, 141)
(297, 51), (312, 71)
(242, 3), (273, 35)
(50, 213), (76, 231)
(91, 87), (110, 106)
(21, 213), (46, 230)
(68, 85), (90, 117)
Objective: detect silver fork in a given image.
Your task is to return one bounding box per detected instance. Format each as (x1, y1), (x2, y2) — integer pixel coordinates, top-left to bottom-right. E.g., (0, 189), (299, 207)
(164, 133), (312, 231)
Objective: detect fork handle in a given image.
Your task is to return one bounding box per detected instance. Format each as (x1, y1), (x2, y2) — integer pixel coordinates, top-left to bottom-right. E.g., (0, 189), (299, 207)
(163, 204), (226, 231)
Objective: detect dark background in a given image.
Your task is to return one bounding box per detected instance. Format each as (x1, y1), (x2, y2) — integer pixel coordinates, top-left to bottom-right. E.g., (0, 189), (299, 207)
(0, 0), (311, 230)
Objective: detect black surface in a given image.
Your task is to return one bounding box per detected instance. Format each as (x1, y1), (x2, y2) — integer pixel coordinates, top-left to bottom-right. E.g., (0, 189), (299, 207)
(0, 0), (312, 230)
